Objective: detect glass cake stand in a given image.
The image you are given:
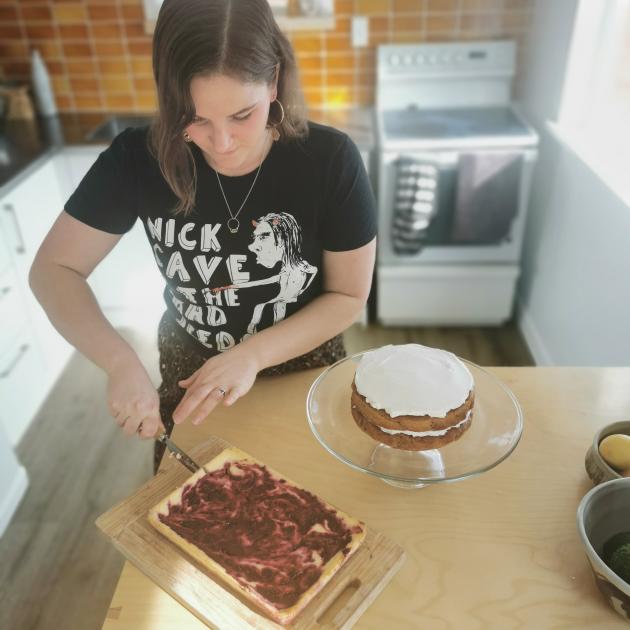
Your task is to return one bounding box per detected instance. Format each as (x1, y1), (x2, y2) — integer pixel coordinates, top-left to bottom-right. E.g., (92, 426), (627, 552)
(306, 351), (523, 489)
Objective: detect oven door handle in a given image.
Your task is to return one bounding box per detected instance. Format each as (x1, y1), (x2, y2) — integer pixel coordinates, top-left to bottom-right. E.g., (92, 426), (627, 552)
(387, 151), (459, 167)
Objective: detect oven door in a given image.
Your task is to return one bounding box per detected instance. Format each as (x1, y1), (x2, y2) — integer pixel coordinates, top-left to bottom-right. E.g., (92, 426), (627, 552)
(377, 147), (537, 265)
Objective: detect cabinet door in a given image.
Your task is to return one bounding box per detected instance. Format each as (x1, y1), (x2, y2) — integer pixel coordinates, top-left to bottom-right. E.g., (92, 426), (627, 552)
(90, 221), (165, 316)
(0, 226), (10, 277)
(0, 266), (34, 357)
(0, 413), (28, 536)
(53, 147), (106, 300)
(0, 328), (48, 447)
(59, 149), (165, 328)
(0, 159), (73, 375)
(1, 160), (62, 276)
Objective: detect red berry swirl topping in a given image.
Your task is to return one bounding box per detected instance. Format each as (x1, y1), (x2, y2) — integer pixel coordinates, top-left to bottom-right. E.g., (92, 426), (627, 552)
(158, 460), (363, 609)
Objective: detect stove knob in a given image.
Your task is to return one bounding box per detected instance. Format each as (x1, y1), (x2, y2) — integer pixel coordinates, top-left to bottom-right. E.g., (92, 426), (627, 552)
(403, 54), (413, 65)
(414, 53), (425, 65)
(428, 54), (438, 64)
(389, 54), (401, 66)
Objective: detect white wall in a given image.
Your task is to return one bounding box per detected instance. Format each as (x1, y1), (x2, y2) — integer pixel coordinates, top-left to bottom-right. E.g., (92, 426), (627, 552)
(517, 0), (630, 366)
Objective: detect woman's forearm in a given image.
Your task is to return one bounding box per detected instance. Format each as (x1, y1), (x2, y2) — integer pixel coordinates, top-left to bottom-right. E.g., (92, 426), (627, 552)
(240, 292), (364, 371)
(29, 262), (140, 375)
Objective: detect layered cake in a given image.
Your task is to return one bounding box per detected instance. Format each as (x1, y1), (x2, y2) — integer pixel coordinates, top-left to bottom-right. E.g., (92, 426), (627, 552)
(148, 447), (365, 625)
(351, 344), (474, 450)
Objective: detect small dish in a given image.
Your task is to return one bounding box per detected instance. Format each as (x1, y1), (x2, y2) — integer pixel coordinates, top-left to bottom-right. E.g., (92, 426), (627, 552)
(577, 477), (630, 622)
(306, 350), (523, 489)
(585, 421), (630, 485)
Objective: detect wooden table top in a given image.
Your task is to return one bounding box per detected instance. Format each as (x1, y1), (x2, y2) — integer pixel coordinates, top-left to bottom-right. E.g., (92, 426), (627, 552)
(101, 367), (630, 629)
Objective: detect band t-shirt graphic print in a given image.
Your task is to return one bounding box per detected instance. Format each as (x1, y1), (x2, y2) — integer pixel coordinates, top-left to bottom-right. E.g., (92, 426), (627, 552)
(64, 122), (377, 359)
(148, 210), (318, 351)
(236, 212), (318, 335)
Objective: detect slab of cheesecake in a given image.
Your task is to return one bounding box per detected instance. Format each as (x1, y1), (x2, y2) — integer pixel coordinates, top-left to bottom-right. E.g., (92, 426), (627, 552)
(148, 447), (365, 625)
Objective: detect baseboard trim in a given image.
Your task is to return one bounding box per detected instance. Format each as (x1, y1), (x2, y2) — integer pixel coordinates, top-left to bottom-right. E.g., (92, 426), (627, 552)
(516, 298), (554, 366)
(0, 465), (29, 538)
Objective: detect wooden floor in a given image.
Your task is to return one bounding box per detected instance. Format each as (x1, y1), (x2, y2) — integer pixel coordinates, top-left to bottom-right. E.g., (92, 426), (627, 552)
(343, 320), (534, 366)
(0, 322), (533, 630)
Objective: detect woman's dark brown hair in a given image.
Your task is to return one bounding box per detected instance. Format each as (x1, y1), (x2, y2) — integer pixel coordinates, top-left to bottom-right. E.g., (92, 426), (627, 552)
(148, 0), (308, 216)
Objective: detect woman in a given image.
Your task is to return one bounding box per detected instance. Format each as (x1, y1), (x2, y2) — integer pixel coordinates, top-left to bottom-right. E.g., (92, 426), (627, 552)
(29, 0), (377, 474)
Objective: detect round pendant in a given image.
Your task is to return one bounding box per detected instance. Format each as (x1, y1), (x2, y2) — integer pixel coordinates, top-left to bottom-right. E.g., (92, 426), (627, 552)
(227, 218), (239, 233)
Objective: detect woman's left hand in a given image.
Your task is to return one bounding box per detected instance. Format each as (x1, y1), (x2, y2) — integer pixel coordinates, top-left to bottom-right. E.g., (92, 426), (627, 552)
(172, 346), (260, 426)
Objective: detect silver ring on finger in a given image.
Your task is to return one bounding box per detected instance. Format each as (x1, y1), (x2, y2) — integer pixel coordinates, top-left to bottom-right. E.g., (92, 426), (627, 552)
(217, 387), (226, 397)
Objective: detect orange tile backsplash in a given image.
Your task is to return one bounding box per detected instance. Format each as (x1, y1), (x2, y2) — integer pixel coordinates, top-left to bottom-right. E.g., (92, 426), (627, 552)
(0, 0), (533, 113)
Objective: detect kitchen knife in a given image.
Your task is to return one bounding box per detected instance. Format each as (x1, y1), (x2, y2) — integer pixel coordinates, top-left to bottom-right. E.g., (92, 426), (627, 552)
(156, 432), (208, 474)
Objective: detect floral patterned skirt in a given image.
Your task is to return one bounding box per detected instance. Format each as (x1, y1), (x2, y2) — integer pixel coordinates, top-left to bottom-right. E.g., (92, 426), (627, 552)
(153, 311), (346, 473)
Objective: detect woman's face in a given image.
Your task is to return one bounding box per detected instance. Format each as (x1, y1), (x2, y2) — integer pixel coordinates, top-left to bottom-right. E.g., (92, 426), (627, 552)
(186, 73), (275, 176)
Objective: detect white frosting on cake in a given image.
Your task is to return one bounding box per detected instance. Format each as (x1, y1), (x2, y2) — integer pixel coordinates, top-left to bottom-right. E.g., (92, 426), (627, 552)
(354, 344), (473, 418)
(378, 410), (472, 438)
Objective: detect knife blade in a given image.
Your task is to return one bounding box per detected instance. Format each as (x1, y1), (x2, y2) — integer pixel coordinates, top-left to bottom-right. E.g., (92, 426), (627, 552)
(157, 432), (208, 474)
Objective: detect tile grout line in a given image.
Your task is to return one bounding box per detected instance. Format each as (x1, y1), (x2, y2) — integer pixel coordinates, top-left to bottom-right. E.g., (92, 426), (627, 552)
(116, 0), (137, 113)
(83, 3), (106, 113)
(47, 0), (75, 113)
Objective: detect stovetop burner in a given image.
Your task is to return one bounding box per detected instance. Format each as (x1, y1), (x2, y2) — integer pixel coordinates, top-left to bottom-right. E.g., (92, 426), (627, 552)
(382, 106), (533, 142)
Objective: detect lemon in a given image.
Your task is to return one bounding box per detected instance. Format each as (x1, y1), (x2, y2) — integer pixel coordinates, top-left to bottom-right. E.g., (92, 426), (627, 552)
(598, 433), (630, 470)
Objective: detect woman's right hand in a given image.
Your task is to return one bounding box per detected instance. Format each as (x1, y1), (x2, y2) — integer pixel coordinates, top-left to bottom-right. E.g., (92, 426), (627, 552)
(106, 356), (164, 439)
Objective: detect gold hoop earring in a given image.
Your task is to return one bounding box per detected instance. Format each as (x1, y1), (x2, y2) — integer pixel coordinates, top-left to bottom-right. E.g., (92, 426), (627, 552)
(183, 131), (192, 142)
(268, 99), (285, 142)
(275, 99), (285, 125)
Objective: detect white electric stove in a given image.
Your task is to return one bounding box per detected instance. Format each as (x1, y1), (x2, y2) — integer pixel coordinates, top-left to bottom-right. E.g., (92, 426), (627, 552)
(375, 40), (538, 325)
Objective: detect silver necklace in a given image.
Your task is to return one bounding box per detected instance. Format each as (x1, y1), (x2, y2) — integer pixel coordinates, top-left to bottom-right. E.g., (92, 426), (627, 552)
(214, 138), (267, 234)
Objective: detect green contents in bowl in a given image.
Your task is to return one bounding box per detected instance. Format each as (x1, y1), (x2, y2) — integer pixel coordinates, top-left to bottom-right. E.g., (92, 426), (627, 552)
(602, 531), (630, 585)
(603, 532), (630, 563)
(609, 544), (630, 584)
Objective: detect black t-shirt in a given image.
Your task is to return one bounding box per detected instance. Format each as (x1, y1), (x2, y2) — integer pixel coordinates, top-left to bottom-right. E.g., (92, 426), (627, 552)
(64, 122), (377, 358)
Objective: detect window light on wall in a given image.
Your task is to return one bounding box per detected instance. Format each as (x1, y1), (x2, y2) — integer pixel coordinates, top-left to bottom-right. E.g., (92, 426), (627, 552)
(555, 0), (630, 204)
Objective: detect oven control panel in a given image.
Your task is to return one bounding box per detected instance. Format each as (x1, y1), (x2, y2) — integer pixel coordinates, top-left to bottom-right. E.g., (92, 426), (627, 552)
(378, 40), (515, 77)
(376, 40), (516, 109)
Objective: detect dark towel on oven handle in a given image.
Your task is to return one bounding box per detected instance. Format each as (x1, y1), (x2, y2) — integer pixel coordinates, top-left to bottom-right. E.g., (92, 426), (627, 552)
(391, 157), (440, 255)
(451, 151), (523, 244)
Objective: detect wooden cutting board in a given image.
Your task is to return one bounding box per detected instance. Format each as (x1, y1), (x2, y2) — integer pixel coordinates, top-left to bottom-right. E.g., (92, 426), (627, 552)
(96, 436), (406, 629)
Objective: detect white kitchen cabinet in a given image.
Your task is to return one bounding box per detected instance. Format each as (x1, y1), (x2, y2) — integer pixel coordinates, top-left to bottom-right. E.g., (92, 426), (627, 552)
(0, 221), (31, 529)
(0, 145), (163, 447)
(57, 147), (165, 331)
(0, 326), (48, 446)
(0, 266), (35, 358)
(88, 220), (165, 331)
(0, 415), (28, 538)
(0, 228), (10, 276)
(0, 233), (49, 446)
(53, 147), (107, 305)
(2, 159), (63, 273)
(0, 159), (73, 383)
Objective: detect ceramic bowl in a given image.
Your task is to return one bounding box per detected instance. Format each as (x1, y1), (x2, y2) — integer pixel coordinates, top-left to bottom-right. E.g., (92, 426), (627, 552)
(577, 477), (630, 622)
(585, 421), (630, 485)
